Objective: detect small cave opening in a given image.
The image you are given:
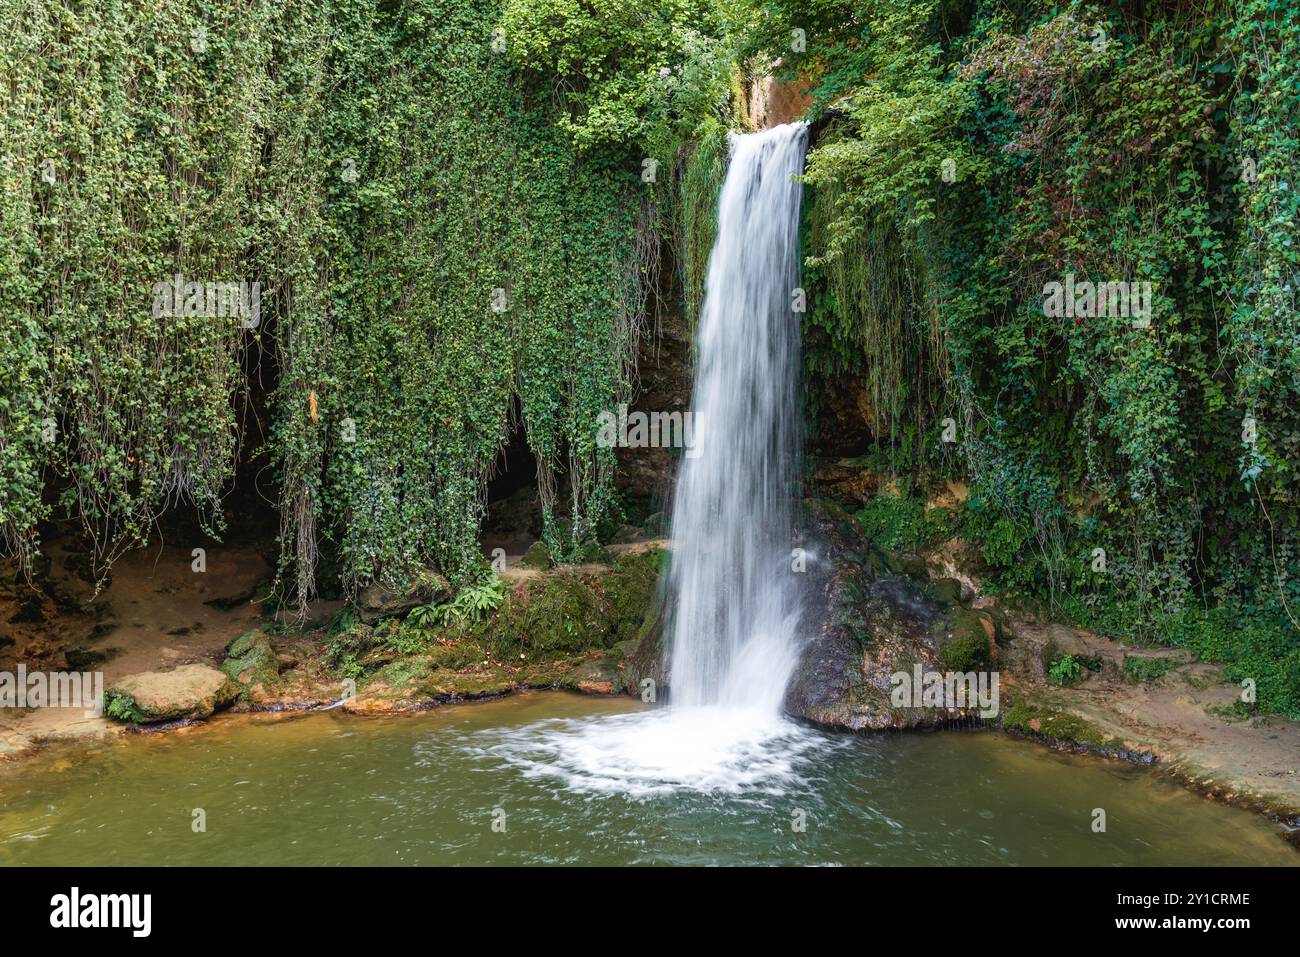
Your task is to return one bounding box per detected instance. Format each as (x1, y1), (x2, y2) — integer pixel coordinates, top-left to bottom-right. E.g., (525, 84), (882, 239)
(480, 403), (542, 557)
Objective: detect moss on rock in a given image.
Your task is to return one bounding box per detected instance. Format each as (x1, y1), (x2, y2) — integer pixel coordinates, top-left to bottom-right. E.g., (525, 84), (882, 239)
(495, 548), (664, 656)
(999, 697), (1126, 751)
(222, 629), (280, 694)
(521, 541), (551, 570)
(310, 546), (668, 706)
(939, 609), (994, 672)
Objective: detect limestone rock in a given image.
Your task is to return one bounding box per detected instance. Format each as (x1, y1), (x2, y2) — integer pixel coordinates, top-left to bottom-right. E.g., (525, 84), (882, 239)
(104, 663), (237, 724)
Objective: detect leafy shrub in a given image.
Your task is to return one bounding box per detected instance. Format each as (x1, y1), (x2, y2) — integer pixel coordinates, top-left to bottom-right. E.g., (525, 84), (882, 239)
(103, 692), (146, 724)
(1048, 654), (1085, 687)
(854, 494), (949, 553)
(1124, 657), (1170, 683)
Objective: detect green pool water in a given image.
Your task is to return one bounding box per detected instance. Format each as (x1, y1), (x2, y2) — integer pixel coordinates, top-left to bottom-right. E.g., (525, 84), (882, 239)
(0, 692), (1293, 866)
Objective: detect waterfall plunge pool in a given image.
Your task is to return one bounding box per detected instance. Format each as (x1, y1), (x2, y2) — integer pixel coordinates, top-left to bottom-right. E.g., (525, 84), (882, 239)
(0, 692), (1292, 866)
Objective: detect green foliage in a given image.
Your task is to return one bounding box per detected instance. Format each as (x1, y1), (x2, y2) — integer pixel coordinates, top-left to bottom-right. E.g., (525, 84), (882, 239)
(0, 0), (275, 584)
(385, 625), (432, 656)
(2, 0), (716, 608)
(406, 603), (442, 632)
(498, 0), (733, 156)
(737, 0), (1298, 710)
(326, 621), (376, 678)
(1159, 605), (1300, 717)
(437, 576), (508, 625)
(1057, 593), (1299, 716)
(272, 0), (661, 602)
(404, 577), (507, 642)
(1048, 653), (1085, 687)
(1123, 656), (1170, 683)
(7, 0), (1296, 720)
(853, 493), (949, 553)
(679, 118), (729, 330)
(328, 606), (359, 637)
(104, 692), (146, 724)
(336, 654), (365, 682)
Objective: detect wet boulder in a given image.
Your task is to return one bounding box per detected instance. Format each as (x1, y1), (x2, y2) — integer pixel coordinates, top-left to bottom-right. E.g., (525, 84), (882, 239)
(783, 499), (988, 731)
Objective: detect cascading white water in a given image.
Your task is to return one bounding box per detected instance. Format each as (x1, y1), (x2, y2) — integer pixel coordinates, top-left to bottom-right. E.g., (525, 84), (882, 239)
(667, 122), (809, 711)
(482, 123), (821, 796)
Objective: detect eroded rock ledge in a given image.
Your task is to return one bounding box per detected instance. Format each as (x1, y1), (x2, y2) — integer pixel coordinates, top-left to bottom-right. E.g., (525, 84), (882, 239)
(194, 544), (670, 718)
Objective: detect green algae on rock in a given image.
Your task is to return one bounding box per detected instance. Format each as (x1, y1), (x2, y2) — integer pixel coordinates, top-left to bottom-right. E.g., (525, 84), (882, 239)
(221, 630), (281, 696)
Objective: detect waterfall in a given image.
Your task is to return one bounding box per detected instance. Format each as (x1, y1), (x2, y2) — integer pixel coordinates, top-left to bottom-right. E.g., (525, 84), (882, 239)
(488, 124), (820, 797)
(667, 122), (809, 711)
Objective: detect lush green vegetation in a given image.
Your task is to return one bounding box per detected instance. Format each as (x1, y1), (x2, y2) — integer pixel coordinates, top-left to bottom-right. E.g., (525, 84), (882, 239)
(2, 0), (1295, 713)
(324, 547), (665, 686)
(0, 0), (720, 605)
(739, 0), (1298, 713)
(1048, 653), (1086, 686)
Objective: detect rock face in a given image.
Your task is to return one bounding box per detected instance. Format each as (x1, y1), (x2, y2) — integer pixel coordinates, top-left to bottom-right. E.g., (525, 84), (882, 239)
(356, 569), (450, 624)
(614, 278), (692, 523)
(783, 500), (994, 731)
(812, 457), (885, 508)
(104, 663), (238, 724)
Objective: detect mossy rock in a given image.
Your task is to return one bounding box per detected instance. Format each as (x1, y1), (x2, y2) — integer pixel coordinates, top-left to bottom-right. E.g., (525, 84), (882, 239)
(1040, 638), (1062, 676)
(505, 575), (602, 653)
(929, 578), (963, 606)
(999, 698), (1124, 750)
(609, 524), (643, 545)
(938, 608), (993, 672)
(426, 640), (484, 671)
(302, 546), (668, 706)
(887, 552), (929, 579)
(521, 540), (551, 570)
(356, 569), (450, 624)
(570, 540), (614, 564)
(104, 664), (238, 724)
(497, 548), (665, 656)
(225, 629), (264, 658)
(326, 622), (380, 667)
(602, 551), (666, 646)
(368, 656), (434, 690)
(221, 629), (279, 692)
(417, 669), (514, 699)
